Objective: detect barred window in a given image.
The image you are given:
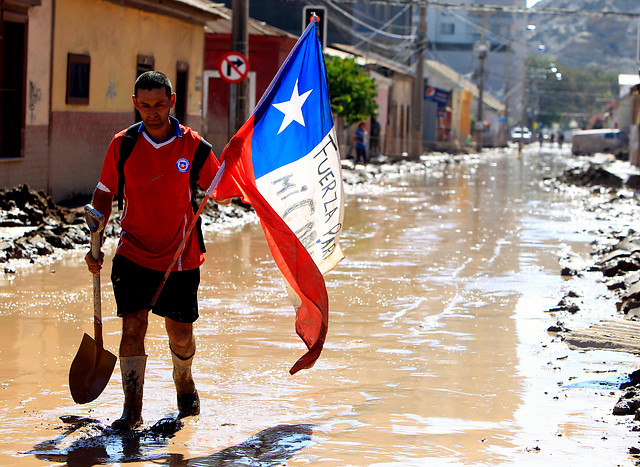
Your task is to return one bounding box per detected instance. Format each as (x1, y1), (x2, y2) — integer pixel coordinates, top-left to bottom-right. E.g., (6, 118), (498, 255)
(66, 53), (90, 105)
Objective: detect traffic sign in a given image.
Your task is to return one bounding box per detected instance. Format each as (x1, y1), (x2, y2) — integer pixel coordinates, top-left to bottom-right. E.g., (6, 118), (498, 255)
(218, 52), (249, 83)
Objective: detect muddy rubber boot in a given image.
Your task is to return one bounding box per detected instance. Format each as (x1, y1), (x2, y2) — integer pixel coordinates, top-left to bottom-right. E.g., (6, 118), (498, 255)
(171, 349), (200, 419)
(111, 355), (147, 430)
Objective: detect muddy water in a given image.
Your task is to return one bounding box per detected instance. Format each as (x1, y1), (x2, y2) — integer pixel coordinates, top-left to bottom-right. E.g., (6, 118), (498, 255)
(1, 145), (639, 466)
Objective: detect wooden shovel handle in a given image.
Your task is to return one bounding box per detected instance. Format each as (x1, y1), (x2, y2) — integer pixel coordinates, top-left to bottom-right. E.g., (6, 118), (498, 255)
(85, 205), (106, 349)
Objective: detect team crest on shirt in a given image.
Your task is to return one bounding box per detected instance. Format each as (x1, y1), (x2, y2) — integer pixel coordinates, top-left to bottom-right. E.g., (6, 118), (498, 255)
(176, 158), (190, 173)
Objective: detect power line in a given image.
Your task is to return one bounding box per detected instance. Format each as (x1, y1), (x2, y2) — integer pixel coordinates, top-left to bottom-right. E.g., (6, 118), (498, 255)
(327, 1), (640, 19)
(354, 4), (413, 48)
(438, 2), (640, 19)
(323, 0), (416, 40)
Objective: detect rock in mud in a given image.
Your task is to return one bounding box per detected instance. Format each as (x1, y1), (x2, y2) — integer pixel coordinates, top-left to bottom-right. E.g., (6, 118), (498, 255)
(613, 386), (640, 416)
(546, 295), (580, 314)
(557, 163), (623, 188)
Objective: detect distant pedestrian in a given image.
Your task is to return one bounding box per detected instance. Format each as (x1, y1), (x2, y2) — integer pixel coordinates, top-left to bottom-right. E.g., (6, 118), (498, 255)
(558, 133), (564, 148)
(354, 122), (368, 165)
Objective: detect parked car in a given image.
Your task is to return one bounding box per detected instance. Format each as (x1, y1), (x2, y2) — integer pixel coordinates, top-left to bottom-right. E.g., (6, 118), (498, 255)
(571, 129), (628, 156)
(510, 126), (531, 142)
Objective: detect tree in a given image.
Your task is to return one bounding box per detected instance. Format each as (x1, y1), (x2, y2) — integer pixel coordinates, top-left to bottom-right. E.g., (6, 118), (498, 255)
(525, 55), (618, 129)
(325, 55), (378, 126)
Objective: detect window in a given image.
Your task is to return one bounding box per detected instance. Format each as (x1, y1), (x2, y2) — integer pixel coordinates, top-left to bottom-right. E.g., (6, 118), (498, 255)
(1, 19), (26, 157)
(136, 54), (154, 76)
(66, 53), (90, 105)
(440, 23), (455, 35)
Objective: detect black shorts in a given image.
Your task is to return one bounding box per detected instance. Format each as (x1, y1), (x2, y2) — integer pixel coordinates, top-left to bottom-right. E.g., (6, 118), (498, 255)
(110, 254), (200, 323)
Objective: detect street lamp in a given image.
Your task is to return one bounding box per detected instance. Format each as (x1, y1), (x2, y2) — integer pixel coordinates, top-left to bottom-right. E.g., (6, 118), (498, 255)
(549, 64), (563, 81)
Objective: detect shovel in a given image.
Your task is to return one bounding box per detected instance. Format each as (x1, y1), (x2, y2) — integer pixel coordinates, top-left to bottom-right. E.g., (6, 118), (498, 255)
(69, 204), (117, 404)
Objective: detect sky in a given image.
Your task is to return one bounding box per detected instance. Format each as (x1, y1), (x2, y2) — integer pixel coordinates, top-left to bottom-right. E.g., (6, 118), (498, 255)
(527, 0), (543, 7)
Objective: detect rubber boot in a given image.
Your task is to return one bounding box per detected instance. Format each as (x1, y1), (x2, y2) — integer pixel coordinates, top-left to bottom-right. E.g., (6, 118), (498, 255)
(111, 355), (147, 430)
(171, 349), (200, 418)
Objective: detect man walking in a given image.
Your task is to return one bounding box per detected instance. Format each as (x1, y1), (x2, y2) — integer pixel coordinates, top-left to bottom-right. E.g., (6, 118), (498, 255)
(85, 71), (226, 430)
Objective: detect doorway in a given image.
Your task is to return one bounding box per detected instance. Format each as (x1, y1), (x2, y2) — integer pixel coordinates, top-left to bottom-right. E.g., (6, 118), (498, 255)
(0, 19), (26, 158)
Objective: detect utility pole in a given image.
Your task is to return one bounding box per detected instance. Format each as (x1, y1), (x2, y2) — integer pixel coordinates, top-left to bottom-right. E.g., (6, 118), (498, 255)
(230, 0), (249, 137)
(504, 43), (510, 128)
(475, 12), (487, 152)
(518, 9), (529, 159)
(633, 16), (640, 166)
(637, 16), (640, 76)
(410, 2), (427, 160)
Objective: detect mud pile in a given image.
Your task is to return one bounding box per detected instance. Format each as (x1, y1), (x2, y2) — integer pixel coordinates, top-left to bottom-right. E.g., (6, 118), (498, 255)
(0, 185), (87, 267)
(557, 163), (624, 188)
(551, 161), (640, 318)
(0, 184), (254, 273)
(549, 161), (640, 444)
(595, 232), (640, 427)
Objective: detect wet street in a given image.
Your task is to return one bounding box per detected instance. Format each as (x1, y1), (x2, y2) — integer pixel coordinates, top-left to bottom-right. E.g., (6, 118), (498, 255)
(1, 144), (639, 466)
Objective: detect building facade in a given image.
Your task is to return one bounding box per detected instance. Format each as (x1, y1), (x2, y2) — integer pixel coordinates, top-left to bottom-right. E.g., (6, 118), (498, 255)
(203, 10), (298, 155)
(1, 0), (220, 202)
(422, 0), (525, 125)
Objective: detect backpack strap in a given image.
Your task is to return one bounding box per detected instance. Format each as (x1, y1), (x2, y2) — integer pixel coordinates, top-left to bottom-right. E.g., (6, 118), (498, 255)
(189, 136), (213, 254)
(117, 122), (143, 210)
(189, 137), (212, 192)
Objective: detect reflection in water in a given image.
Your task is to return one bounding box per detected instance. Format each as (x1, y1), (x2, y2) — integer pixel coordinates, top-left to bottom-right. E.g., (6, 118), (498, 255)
(180, 424), (314, 466)
(30, 417), (313, 467)
(30, 416), (182, 466)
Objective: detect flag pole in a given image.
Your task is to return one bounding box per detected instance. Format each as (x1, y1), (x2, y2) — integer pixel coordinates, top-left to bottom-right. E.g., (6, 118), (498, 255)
(149, 161), (226, 307)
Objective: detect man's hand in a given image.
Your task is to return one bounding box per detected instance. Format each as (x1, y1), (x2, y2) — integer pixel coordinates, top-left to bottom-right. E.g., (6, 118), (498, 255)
(85, 250), (104, 275)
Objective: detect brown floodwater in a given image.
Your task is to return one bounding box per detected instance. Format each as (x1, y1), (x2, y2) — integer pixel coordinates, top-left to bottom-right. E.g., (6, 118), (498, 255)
(1, 145), (639, 466)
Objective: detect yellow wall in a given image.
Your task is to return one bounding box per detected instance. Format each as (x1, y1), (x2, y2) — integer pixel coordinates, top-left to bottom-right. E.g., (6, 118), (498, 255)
(52, 0), (205, 116)
(450, 89), (473, 145)
(27, 0), (52, 126)
(459, 90), (473, 140)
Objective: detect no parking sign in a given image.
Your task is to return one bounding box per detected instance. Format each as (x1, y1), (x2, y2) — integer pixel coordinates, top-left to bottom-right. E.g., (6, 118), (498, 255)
(217, 52), (249, 83)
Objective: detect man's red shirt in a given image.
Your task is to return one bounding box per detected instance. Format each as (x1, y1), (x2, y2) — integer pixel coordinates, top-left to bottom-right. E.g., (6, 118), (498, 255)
(98, 122), (220, 271)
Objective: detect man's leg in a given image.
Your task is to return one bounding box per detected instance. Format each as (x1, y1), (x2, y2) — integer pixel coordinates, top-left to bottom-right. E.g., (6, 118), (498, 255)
(112, 309), (149, 430)
(166, 318), (199, 418)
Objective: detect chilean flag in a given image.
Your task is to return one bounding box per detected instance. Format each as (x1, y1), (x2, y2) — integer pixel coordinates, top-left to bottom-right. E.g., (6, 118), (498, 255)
(210, 18), (344, 374)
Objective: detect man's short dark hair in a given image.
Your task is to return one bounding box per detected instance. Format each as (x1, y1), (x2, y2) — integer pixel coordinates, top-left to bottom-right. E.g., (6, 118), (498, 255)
(134, 71), (172, 97)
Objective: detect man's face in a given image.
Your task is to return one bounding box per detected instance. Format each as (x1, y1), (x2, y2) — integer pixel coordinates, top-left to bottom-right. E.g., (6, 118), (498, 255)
(132, 88), (175, 131)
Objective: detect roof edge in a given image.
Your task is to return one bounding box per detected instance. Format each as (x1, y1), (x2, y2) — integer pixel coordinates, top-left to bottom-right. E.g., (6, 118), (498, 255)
(102, 0), (224, 25)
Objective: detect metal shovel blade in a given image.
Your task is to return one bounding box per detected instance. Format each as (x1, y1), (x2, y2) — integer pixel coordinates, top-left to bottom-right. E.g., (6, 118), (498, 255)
(69, 333), (117, 404)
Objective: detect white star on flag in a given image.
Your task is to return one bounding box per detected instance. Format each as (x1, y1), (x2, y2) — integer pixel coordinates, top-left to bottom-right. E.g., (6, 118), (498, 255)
(273, 79), (313, 135)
